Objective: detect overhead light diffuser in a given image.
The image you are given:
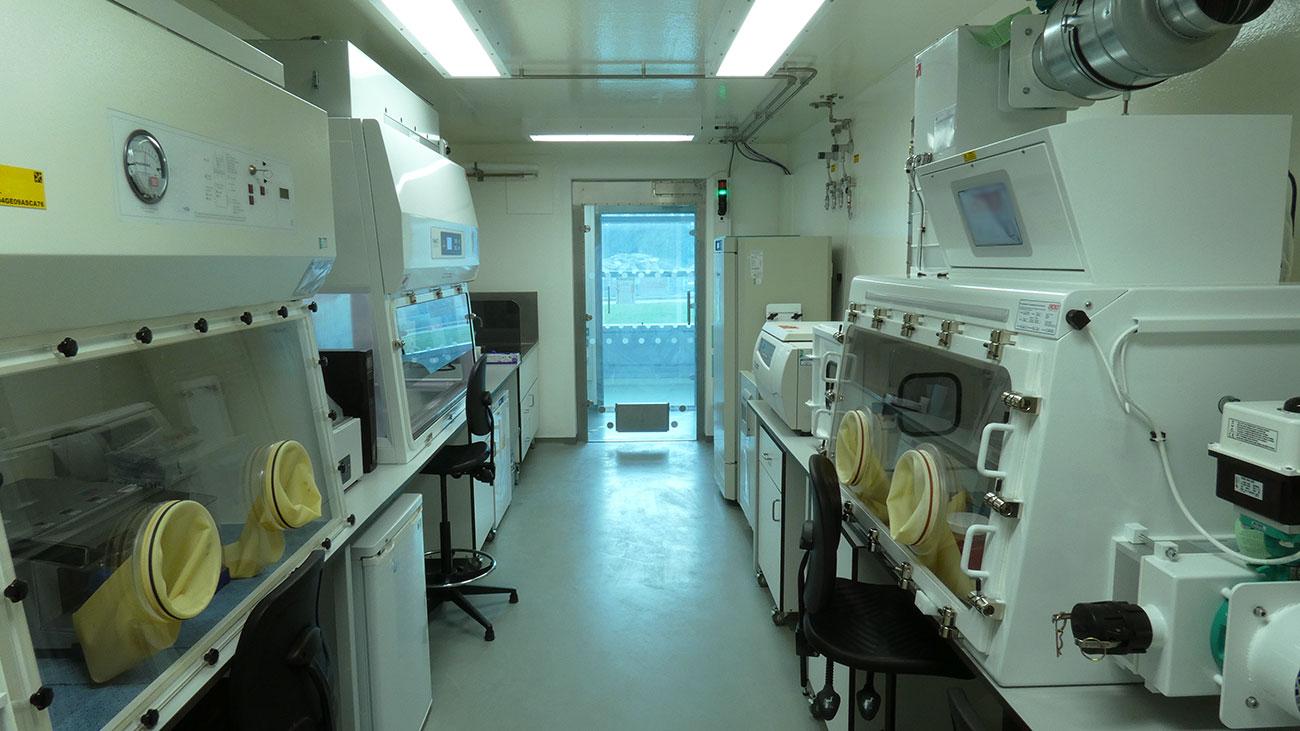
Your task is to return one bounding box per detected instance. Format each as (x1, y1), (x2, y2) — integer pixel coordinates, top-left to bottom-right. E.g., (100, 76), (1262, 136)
(716, 0), (826, 77)
(376, 0), (503, 78)
(529, 134), (696, 143)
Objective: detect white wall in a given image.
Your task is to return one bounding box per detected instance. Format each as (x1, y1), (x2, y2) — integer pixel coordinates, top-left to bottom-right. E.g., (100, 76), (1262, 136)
(783, 0), (1300, 310)
(452, 143), (790, 439)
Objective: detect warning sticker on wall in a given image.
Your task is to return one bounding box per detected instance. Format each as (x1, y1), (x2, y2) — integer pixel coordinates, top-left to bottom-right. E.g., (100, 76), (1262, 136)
(1014, 299), (1062, 337)
(0, 164), (46, 210)
(749, 250), (764, 285)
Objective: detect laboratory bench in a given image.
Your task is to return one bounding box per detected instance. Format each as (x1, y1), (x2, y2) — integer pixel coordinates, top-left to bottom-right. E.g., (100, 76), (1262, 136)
(742, 398), (1234, 731)
(321, 350), (538, 731)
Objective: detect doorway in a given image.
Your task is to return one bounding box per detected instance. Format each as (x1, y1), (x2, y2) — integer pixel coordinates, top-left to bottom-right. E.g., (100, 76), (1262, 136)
(574, 183), (706, 443)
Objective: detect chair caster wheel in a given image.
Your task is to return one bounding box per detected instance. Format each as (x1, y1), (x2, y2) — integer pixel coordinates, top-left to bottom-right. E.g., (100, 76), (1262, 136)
(809, 688), (840, 721)
(509, 591), (519, 604)
(484, 628), (495, 641)
(770, 608), (783, 626)
(857, 685), (881, 720)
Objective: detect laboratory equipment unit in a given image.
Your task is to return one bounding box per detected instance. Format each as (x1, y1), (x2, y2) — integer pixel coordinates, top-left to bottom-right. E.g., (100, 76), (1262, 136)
(349, 494), (434, 731)
(255, 40), (482, 467)
(0, 2), (343, 729)
(809, 322), (845, 441)
(752, 321), (833, 434)
(828, 111), (1300, 728)
(712, 236), (831, 499)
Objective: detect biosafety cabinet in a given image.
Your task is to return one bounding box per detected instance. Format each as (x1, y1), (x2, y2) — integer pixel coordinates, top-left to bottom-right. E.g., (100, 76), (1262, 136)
(255, 40), (483, 467)
(829, 115), (1300, 726)
(0, 3), (343, 729)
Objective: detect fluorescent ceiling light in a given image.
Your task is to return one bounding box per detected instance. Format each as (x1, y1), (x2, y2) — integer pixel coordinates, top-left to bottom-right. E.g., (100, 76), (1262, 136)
(530, 134), (696, 143)
(376, 0), (503, 77)
(716, 0), (826, 77)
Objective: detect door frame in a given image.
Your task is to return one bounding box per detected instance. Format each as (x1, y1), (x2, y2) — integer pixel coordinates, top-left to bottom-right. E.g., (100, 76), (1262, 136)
(571, 181), (707, 443)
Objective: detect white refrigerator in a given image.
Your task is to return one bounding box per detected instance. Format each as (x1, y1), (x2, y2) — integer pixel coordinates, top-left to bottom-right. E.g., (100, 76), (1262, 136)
(712, 236), (832, 499)
(351, 494), (433, 730)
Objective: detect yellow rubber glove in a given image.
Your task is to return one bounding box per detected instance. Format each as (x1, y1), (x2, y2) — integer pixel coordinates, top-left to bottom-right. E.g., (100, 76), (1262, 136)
(835, 410), (891, 522)
(887, 447), (975, 597)
(224, 440), (322, 579)
(73, 500), (222, 683)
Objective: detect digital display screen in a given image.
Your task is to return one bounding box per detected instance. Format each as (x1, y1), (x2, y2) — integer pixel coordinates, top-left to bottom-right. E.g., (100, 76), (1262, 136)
(956, 182), (1024, 247)
(439, 231), (463, 257)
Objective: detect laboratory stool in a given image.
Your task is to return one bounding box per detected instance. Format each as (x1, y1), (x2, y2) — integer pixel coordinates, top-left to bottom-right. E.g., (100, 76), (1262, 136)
(796, 454), (972, 730)
(421, 356), (518, 641)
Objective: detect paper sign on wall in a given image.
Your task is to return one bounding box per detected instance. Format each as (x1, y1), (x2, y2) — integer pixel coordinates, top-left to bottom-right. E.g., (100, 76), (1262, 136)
(749, 250), (764, 285)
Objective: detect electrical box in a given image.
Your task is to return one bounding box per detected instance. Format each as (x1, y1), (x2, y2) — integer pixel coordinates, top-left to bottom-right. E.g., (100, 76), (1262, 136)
(1211, 399), (1300, 531)
(913, 26), (1064, 160)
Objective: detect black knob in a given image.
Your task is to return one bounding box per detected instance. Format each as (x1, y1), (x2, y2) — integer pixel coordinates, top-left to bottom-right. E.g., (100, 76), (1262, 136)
(4, 579), (29, 603)
(194, 318), (209, 334)
(1069, 601), (1154, 656)
(1065, 309), (1092, 331)
(29, 686), (53, 711)
(327, 410), (338, 421)
(307, 301), (319, 313)
(56, 337), (78, 358)
(140, 709), (160, 728)
(240, 311), (254, 326)
(347, 514), (357, 526)
(203, 648), (220, 665)
(321, 537), (332, 550)
(1284, 397), (1300, 414)
(135, 327), (153, 344)
(277, 306), (290, 318)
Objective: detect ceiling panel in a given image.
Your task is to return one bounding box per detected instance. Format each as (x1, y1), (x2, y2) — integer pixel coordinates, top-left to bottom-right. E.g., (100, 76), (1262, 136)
(193, 0), (1015, 145)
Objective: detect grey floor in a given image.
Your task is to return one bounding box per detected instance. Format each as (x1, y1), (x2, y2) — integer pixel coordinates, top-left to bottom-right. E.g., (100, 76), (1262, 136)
(424, 440), (823, 730)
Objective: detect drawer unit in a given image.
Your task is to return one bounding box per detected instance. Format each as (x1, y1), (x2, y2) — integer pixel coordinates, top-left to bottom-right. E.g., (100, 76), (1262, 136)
(758, 427), (783, 484)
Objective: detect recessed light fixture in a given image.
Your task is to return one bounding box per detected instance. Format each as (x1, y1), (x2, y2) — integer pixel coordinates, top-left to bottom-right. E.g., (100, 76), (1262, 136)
(716, 0), (826, 77)
(529, 134), (697, 143)
(374, 0), (504, 78)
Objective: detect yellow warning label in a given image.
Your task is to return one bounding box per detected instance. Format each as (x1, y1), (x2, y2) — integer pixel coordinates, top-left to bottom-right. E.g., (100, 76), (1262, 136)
(0, 164), (46, 210)
(962, 151), (978, 163)
(830, 163), (838, 173)
(852, 153), (861, 164)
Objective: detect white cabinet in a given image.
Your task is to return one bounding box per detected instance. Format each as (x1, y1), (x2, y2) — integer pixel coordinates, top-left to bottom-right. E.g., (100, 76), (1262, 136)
(520, 385), (538, 460)
(738, 374), (760, 532)
(491, 389), (513, 531)
(754, 422), (807, 621)
(518, 348), (540, 461)
(756, 464), (783, 607)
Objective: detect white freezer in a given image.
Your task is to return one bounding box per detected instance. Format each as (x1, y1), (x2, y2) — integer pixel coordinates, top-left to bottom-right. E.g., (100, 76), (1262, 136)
(712, 236), (832, 499)
(351, 494), (433, 731)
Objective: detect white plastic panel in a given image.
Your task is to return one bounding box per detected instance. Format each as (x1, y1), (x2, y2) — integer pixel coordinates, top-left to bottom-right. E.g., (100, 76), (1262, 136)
(0, 0), (335, 342)
(922, 142), (1083, 273)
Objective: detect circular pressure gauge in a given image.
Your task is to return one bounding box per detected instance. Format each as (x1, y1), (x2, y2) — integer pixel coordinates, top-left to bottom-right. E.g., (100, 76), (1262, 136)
(123, 130), (169, 203)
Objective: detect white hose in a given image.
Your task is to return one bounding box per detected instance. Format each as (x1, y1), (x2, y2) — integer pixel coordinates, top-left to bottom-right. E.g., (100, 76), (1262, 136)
(1085, 326), (1300, 566)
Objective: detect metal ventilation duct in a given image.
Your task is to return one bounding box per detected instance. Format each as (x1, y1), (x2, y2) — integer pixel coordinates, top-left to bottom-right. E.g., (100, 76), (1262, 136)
(1032, 0), (1275, 100)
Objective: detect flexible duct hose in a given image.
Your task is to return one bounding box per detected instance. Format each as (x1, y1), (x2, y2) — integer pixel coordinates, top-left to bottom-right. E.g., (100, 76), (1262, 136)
(1033, 0), (1274, 99)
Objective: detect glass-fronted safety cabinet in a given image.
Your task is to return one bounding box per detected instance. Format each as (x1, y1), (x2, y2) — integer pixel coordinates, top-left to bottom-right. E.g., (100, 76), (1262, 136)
(0, 313), (342, 731)
(831, 324), (1011, 611)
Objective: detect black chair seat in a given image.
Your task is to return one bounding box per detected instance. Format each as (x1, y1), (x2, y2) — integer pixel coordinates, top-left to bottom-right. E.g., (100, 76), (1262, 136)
(802, 578), (972, 679)
(421, 441), (489, 477)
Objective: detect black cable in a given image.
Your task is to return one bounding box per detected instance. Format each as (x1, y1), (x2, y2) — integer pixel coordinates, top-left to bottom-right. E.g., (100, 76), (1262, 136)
(1288, 170), (1296, 229)
(738, 141), (792, 175)
(727, 142), (737, 178)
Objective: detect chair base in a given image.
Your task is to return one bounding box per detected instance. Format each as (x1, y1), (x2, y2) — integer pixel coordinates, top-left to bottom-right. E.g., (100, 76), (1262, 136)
(425, 549), (498, 588)
(425, 549), (518, 641)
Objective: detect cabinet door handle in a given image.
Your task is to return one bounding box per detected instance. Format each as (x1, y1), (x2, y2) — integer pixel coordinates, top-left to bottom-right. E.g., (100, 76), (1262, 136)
(771, 498), (781, 522)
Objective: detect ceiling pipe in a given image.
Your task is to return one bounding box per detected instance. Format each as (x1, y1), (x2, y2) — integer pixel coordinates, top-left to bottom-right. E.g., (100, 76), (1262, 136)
(727, 66), (819, 144)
